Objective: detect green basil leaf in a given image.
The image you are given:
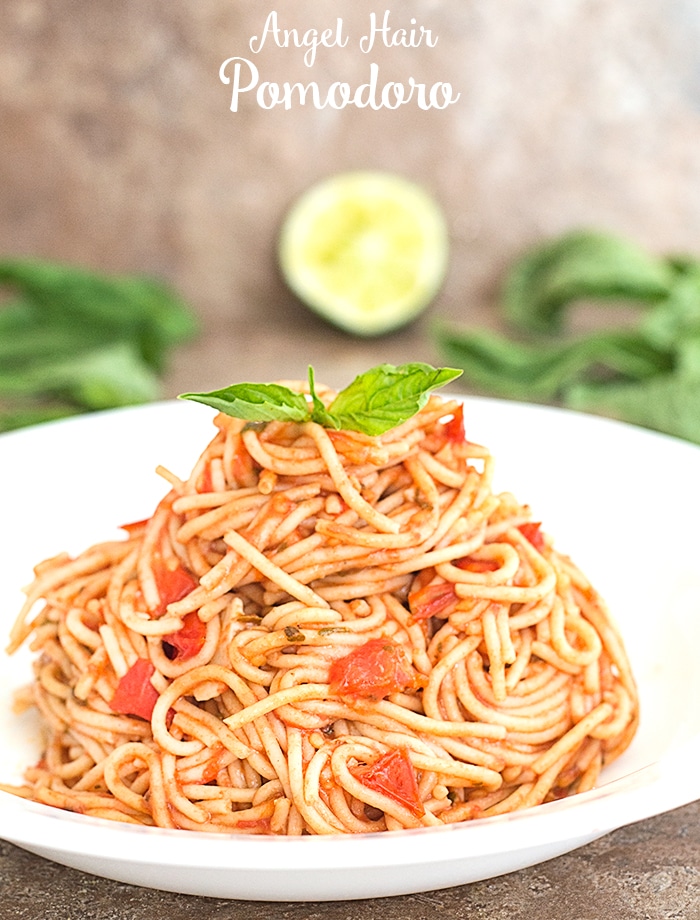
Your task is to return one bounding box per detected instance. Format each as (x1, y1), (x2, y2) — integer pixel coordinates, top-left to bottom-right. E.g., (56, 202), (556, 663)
(181, 363), (462, 435)
(325, 362), (462, 436)
(503, 230), (674, 334)
(307, 365), (336, 429)
(180, 382), (311, 422)
(0, 258), (198, 372)
(435, 323), (672, 401)
(0, 403), (82, 432)
(640, 262), (700, 350)
(0, 257), (198, 431)
(565, 370), (700, 444)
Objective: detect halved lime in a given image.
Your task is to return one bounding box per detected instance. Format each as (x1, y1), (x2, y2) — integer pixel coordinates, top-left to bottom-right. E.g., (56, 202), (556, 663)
(278, 171), (449, 337)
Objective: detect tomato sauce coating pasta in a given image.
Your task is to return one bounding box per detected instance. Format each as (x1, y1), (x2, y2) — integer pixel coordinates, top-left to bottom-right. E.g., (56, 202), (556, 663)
(4, 389), (638, 834)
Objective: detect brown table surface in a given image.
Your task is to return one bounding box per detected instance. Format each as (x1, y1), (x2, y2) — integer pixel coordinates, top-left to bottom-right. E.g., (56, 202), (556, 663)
(2, 323), (699, 919)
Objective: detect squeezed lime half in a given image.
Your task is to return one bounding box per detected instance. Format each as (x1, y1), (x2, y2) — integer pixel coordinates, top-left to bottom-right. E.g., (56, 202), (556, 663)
(278, 171), (449, 336)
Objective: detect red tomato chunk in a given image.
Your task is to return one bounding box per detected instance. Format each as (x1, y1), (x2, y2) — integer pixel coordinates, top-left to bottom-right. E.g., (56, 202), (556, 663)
(109, 658), (159, 721)
(441, 403), (465, 443)
(152, 556), (198, 617)
(163, 611), (207, 661)
(408, 581), (457, 621)
(329, 637), (415, 700)
(454, 556), (500, 573)
(518, 521), (545, 552)
(352, 748), (425, 818)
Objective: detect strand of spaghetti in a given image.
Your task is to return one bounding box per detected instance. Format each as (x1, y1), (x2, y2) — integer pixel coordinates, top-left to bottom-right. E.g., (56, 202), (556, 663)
(469, 652), (573, 716)
(244, 710), (292, 798)
(8, 544), (130, 652)
(529, 640), (583, 676)
(260, 604), (342, 630)
(453, 563), (556, 603)
(408, 751), (503, 790)
(573, 587), (637, 695)
(301, 746), (350, 832)
(241, 626), (377, 667)
(223, 528), (329, 608)
(417, 449), (468, 489)
(453, 653), (570, 731)
(287, 728), (345, 835)
(102, 745), (154, 816)
(438, 542), (521, 585)
(63, 696), (151, 738)
(228, 637), (278, 687)
(223, 683), (330, 730)
(313, 573), (412, 603)
(482, 606), (507, 702)
(327, 785), (385, 833)
(589, 684), (635, 740)
(497, 604), (516, 665)
(269, 496), (327, 547)
(530, 702), (614, 775)
(117, 582), (184, 636)
(274, 543), (373, 585)
(180, 784), (256, 802)
(103, 742), (175, 828)
(137, 496), (173, 612)
(319, 454), (442, 550)
(371, 697), (508, 739)
(161, 752), (210, 824)
(201, 486), (324, 545)
(423, 635), (483, 721)
(165, 553), (251, 617)
(549, 595), (602, 667)
(242, 427), (328, 476)
(303, 422), (401, 534)
(64, 606), (102, 650)
(175, 494), (267, 545)
(474, 662), (571, 712)
(151, 665), (253, 758)
(171, 485), (260, 513)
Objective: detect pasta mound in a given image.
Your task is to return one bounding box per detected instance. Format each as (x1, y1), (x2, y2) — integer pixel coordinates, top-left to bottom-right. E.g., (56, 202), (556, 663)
(5, 390), (638, 834)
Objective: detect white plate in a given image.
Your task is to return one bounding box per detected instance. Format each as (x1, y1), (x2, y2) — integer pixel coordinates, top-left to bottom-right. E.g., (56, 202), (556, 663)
(1, 397), (699, 901)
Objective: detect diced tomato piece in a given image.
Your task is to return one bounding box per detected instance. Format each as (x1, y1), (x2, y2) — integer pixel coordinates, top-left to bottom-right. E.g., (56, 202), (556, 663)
(152, 555), (198, 617)
(109, 658), (159, 721)
(442, 404), (465, 443)
(235, 818), (272, 833)
(518, 522), (545, 552)
(329, 638), (415, 701)
(232, 437), (256, 485)
(197, 465), (214, 493)
(352, 748), (424, 818)
(162, 611), (207, 661)
(119, 518), (150, 535)
(408, 581), (457, 621)
(455, 555), (500, 573)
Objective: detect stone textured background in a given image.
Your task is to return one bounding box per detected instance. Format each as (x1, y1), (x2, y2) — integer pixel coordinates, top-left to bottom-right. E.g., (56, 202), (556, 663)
(2, 0), (700, 392)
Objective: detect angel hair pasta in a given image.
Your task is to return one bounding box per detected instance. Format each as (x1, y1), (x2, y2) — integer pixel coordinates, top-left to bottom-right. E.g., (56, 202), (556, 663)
(4, 378), (638, 835)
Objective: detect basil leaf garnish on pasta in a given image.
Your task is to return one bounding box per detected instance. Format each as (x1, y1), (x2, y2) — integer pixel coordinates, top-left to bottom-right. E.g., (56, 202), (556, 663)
(179, 382), (310, 422)
(306, 364), (336, 430)
(180, 362), (462, 435)
(323, 362), (462, 435)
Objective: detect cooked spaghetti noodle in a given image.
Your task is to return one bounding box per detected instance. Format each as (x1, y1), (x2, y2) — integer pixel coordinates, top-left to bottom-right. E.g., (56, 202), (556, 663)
(4, 386), (638, 834)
